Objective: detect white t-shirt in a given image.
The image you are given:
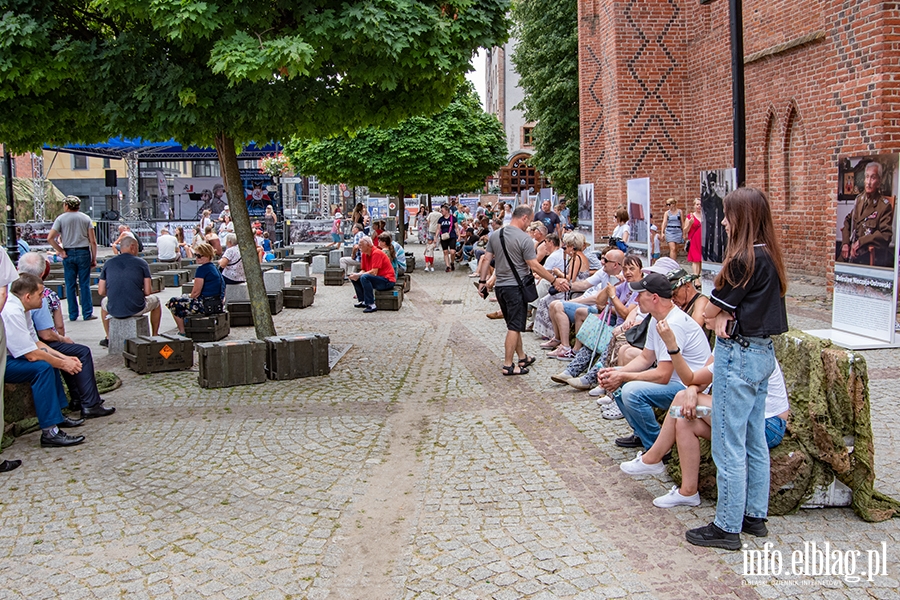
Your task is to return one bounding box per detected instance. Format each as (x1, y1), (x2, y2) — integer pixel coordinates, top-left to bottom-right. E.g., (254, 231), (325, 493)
(0, 250), (18, 289)
(544, 248), (565, 274)
(2, 294), (39, 357)
(645, 305), (711, 386)
(704, 354), (789, 418)
(156, 234), (179, 260)
(612, 223), (630, 240)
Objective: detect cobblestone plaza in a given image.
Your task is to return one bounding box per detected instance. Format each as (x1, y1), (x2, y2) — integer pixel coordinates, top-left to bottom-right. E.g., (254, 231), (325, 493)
(0, 248), (898, 599)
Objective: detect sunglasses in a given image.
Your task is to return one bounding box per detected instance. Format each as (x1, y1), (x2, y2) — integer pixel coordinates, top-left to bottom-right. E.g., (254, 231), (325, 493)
(601, 257), (619, 265)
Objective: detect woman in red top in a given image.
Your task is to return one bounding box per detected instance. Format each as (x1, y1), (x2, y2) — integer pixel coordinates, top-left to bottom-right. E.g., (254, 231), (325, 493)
(684, 197), (703, 277)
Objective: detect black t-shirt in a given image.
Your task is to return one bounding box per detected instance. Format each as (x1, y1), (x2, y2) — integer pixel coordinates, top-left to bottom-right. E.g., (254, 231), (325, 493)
(709, 246), (788, 337)
(534, 210), (561, 233)
(438, 215), (456, 239)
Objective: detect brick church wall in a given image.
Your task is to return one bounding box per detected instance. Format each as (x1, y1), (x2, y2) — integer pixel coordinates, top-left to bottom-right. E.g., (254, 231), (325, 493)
(579, 0), (900, 278)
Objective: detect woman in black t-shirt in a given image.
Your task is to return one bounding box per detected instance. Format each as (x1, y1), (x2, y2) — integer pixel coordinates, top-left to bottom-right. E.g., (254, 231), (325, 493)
(687, 188), (788, 550)
(437, 205), (457, 272)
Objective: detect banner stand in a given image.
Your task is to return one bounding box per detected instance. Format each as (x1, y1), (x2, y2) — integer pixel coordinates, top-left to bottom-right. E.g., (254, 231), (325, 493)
(803, 329), (900, 351)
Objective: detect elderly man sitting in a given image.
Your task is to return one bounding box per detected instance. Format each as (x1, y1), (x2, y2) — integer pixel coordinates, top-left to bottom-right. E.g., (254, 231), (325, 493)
(348, 236), (396, 313)
(18, 252), (114, 418)
(2, 274), (90, 447)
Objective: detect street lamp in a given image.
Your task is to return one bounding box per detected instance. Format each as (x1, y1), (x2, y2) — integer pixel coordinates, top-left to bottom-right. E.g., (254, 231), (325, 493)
(3, 150), (18, 262)
(700, 0), (746, 187)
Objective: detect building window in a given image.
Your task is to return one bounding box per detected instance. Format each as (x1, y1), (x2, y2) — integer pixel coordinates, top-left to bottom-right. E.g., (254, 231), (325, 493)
(72, 154), (88, 170)
(238, 159), (259, 170)
(498, 154), (548, 195)
(102, 158), (111, 169)
(192, 160), (221, 177)
(523, 127), (535, 148)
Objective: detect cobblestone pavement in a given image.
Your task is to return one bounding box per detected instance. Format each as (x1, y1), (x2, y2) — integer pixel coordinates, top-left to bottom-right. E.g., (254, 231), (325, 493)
(1, 245), (898, 599)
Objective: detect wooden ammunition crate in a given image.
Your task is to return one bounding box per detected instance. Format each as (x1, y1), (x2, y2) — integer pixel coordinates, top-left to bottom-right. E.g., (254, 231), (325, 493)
(374, 287), (403, 311)
(148, 262), (172, 274)
(197, 339), (267, 388)
(283, 285), (314, 309)
(150, 275), (164, 293)
(405, 255), (416, 272)
(268, 291), (284, 315)
(123, 335), (194, 374)
(399, 273), (411, 293)
(184, 312), (230, 342)
(183, 263), (200, 278)
(291, 275), (317, 292)
(181, 283), (194, 295)
(227, 302), (253, 327)
(323, 267), (345, 286)
(265, 333), (331, 380)
(158, 269), (190, 287)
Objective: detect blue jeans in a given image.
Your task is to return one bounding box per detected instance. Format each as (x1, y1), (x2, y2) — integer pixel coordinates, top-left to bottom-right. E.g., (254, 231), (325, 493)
(351, 274), (395, 306)
(63, 247), (93, 320)
(4, 358), (68, 429)
(561, 300), (598, 322)
(614, 379), (685, 450)
(711, 336), (775, 533)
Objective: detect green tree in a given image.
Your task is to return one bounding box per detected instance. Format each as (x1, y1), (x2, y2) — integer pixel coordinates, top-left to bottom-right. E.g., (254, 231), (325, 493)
(511, 0), (580, 201)
(0, 0), (510, 337)
(284, 82), (506, 239)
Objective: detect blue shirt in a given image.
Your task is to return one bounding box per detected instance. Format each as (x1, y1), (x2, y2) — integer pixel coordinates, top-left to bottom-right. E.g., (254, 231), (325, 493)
(392, 242), (406, 269)
(99, 254), (151, 318)
(195, 262), (224, 298)
(31, 296), (55, 332)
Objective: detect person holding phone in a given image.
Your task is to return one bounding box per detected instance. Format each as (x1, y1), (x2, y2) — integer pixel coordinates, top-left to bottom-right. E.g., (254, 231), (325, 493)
(686, 188), (788, 551)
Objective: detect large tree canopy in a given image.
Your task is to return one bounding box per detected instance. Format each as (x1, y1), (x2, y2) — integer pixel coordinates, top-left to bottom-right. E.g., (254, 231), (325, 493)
(0, 0), (510, 337)
(511, 0), (579, 201)
(284, 82), (506, 198)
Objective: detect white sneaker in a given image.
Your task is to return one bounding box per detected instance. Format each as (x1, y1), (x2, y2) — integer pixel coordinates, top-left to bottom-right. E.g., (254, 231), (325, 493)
(601, 404), (624, 420)
(653, 486), (701, 508)
(620, 452), (666, 476)
(590, 386), (609, 398)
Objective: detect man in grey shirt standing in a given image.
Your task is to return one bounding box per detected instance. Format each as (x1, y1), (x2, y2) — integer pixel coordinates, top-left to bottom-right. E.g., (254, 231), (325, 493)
(47, 196), (98, 321)
(477, 205), (569, 376)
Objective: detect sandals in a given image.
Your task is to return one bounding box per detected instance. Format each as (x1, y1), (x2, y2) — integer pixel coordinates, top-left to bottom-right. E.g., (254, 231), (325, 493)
(518, 355), (536, 368)
(539, 338), (561, 350)
(502, 364), (529, 376)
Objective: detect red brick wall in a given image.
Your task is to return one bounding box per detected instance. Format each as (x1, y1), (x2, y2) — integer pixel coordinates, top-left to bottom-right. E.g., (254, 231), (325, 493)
(579, 0), (900, 278)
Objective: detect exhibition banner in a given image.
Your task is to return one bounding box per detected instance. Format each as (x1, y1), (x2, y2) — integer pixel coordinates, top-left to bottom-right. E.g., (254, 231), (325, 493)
(626, 178), (651, 261)
(577, 183), (595, 247)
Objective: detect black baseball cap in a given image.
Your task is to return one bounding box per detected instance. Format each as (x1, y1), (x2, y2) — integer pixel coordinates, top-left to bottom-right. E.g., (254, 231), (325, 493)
(629, 272), (674, 298)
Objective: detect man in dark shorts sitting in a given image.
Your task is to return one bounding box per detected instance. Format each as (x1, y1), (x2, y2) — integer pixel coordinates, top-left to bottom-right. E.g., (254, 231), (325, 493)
(476, 205), (569, 375)
(98, 237), (161, 347)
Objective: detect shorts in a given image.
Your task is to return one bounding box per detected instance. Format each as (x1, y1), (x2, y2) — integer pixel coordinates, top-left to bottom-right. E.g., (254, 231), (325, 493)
(440, 237), (455, 251)
(765, 416), (787, 448)
(560, 300), (598, 323)
(495, 285), (528, 332)
(101, 294), (160, 316)
(651, 253), (660, 261)
(331, 232), (342, 243)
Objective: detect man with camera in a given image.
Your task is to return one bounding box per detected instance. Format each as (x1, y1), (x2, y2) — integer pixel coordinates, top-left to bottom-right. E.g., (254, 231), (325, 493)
(477, 205), (569, 376)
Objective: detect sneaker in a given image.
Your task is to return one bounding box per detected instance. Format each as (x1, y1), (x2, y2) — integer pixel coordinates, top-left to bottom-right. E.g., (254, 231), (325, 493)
(568, 376), (594, 391)
(592, 390), (612, 402)
(601, 405), (624, 420)
(742, 516), (768, 537)
(550, 371), (574, 385)
(98, 338), (109, 348)
(654, 486), (701, 508)
(620, 452), (666, 476)
(553, 348), (576, 361)
(685, 522), (741, 551)
(546, 345), (570, 358)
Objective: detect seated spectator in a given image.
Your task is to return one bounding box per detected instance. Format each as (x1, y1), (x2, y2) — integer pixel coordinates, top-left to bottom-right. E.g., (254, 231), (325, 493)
(377, 232), (405, 278)
(174, 226), (193, 259)
(98, 237), (162, 347)
(111, 224), (136, 255)
(17, 253), (115, 418)
(532, 232), (591, 338)
(595, 272), (712, 447)
(204, 225), (223, 256)
(156, 227), (180, 263)
(219, 233), (246, 285)
(2, 274), (90, 447)
(348, 236), (396, 313)
(339, 223), (366, 275)
(620, 322), (790, 510)
(166, 243), (225, 335)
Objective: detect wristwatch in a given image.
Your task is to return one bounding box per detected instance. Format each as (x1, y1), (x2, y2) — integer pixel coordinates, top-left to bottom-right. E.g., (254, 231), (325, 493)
(668, 347), (681, 355)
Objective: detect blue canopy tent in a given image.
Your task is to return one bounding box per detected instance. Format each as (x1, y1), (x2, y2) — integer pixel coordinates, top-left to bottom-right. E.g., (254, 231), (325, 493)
(45, 138), (280, 160)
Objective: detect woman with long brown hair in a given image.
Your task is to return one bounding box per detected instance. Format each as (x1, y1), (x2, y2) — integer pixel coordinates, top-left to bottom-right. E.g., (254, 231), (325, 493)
(687, 187), (788, 551)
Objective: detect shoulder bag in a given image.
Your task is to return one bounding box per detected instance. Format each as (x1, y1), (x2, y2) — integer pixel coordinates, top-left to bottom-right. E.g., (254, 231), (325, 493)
(498, 229), (538, 303)
(624, 316), (650, 349)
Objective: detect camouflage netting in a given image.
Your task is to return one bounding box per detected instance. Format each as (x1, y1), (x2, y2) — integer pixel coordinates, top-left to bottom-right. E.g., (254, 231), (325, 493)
(667, 329), (900, 522)
(1, 371), (121, 452)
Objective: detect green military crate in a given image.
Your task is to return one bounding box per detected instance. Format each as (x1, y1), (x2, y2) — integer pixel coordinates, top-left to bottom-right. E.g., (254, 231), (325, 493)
(123, 334), (194, 374)
(374, 287), (403, 311)
(399, 273), (411, 293)
(290, 275), (317, 293)
(283, 285), (314, 309)
(323, 267), (345, 286)
(226, 302), (253, 327)
(150, 275), (164, 293)
(184, 312), (230, 342)
(405, 254), (416, 273)
(197, 339), (267, 388)
(181, 283), (194, 295)
(148, 262), (171, 274)
(264, 333), (331, 380)
(158, 269), (190, 287)
(268, 290), (284, 314)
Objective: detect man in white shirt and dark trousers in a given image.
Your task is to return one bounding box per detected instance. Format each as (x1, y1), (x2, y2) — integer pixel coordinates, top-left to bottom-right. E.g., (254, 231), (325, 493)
(596, 272), (711, 450)
(2, 274), (87, 447)
(0, 249), (21, 472)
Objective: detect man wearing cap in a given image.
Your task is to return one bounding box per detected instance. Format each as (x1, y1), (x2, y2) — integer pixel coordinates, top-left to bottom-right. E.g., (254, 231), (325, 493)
(595, 272), (711, 450)
(47, 196), (97, 322)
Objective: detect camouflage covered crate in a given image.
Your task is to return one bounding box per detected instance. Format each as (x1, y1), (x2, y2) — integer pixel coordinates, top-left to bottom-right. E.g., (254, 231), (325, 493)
(264, 333), (330, 380)
(123, 335), (194, 374)
(197, 339), (267, 389)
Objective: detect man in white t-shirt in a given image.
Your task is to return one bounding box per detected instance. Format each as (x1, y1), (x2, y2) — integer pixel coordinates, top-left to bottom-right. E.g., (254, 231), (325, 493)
(0, 249), (20, 472)
(156, 228), (180, 262)
(596, 272), (711, 450)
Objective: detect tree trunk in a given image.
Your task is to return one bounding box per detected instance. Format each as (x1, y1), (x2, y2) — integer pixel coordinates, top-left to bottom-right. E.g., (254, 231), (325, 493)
(214, 133), (276, 339)
(397, 184), (405, 247)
